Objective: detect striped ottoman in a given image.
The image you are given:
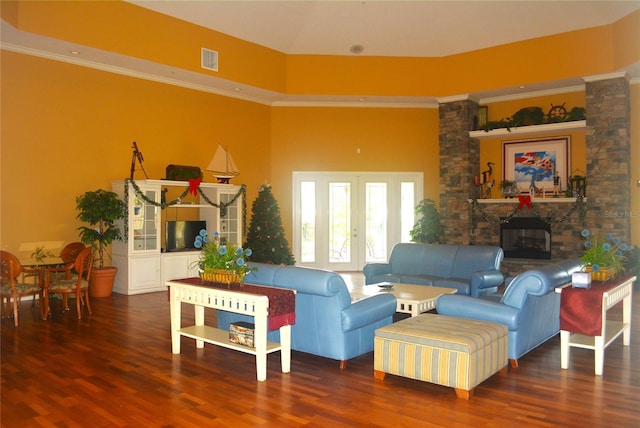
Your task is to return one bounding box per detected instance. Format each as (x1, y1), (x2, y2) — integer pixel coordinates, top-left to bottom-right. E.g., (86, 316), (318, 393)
(374, 314), (508, 399)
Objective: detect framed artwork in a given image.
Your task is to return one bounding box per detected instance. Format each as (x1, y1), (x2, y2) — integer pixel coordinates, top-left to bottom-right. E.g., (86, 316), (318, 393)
(503, 136), (571, 193)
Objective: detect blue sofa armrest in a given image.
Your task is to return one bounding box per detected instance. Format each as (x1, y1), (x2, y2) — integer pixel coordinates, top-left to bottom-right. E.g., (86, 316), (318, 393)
(436, 294), (520, 330)
(362, 263), (391, 284)
(341, 294), (397, 332)
(470, 270), (505, 297)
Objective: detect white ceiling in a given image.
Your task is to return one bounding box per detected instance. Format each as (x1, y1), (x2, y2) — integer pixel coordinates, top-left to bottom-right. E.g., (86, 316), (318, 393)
(2, 1), (639, 106)
(128, 0), (640, 57)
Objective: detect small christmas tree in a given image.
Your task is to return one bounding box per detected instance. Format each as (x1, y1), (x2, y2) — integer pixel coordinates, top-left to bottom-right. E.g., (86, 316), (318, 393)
(245, 184), (295, 265)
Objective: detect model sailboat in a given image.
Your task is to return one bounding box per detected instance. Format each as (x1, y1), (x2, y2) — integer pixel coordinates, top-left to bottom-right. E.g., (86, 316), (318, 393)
(206, 145), (239, 183)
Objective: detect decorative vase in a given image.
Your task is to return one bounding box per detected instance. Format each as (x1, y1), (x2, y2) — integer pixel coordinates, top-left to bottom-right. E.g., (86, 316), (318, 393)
(201, 268), (244, 285)
(89, 266), (117, 297)
(583, 266), (616, 282)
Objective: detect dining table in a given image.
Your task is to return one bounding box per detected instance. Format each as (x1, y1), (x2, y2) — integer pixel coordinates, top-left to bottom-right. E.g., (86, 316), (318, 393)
(18, 257), (67, 282)
(17, 257), (68, 318)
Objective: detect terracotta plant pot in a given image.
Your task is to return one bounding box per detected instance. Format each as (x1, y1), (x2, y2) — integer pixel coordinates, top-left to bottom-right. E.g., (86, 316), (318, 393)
(90, 266), (118, 297)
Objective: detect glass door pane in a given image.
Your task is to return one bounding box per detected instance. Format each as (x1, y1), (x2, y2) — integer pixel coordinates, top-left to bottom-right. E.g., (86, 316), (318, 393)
(328, 182), (351, 263)
(401, 182), (416, 243)
(133, 190), (158, 252)
(365, 182), (387, 263)
(300, 181), (316, 263)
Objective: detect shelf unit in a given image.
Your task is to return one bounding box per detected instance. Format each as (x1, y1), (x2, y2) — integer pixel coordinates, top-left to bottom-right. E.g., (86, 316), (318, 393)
(468, 120), (587, 140)
(111, 179), (244, 295)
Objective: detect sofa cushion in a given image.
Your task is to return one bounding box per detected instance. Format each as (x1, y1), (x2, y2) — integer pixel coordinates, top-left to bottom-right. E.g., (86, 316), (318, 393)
(389, 243), (458, 278)
(397, 274), (437, 285)
(434, 278), (470, 295)
(453, 246), (504, 278)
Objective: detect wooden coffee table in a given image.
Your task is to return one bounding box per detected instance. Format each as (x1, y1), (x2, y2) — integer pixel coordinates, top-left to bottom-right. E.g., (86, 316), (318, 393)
(349, 282), (457, 317)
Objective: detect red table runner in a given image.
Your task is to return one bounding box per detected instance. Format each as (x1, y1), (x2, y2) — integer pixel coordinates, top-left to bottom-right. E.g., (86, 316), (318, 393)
(171, 278), (296, 331)
(559, 276), (629, 336)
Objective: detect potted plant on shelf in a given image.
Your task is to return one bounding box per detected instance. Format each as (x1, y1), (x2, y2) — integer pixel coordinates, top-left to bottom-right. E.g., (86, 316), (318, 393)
(409, 199), (444, 244)
(193, 230), (256, 286)
(76, 189), (126, 297)
(579, 229), (631, 281)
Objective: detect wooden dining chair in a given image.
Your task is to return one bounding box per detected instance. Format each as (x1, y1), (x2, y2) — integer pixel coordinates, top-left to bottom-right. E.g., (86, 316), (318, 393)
(60, 242), (86, 264)
(0, 251), (44, 326)
(42, 246), (93, 320)
(50, 242), (87, 281)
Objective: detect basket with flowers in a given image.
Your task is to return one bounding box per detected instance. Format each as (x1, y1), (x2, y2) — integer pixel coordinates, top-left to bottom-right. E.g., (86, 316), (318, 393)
(193, 230), (256, 284)
(580, 229), (630, 281)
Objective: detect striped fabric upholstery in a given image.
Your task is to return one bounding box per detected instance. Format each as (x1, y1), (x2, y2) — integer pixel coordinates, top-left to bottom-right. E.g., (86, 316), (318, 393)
(375, 314), (508, 391)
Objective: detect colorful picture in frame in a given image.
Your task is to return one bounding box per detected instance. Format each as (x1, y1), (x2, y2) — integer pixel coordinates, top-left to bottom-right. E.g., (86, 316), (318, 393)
(503, 137), (570, 193)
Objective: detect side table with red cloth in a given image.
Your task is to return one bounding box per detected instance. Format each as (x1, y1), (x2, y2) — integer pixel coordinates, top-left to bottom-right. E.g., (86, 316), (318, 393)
(173, 277), (296, 331)
(560, 275), (631, 336)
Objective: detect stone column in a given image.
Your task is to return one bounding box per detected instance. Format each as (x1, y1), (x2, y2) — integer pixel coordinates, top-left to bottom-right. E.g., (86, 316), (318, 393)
(584, 73), (631, 244)
(438, 97), (479, 244)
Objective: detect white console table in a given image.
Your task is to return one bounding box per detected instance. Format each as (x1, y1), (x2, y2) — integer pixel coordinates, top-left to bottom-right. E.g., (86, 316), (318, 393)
(168, 278), (295, 381)
(557, 275), (635, 375)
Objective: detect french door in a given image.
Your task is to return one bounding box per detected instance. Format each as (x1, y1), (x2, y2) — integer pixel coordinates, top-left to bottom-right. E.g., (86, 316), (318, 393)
(293, 172), (423, 271)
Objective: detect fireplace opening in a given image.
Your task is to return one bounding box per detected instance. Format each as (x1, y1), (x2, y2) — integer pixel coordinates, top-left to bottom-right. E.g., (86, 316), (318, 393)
(500, 217), (551, 259)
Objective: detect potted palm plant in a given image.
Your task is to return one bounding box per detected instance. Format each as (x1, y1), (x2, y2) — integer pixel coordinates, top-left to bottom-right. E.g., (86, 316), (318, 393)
(76, 189), (126, 297)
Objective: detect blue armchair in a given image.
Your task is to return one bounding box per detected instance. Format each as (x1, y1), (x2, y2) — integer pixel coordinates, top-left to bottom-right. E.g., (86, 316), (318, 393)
(436, 258), (582, 367)
(216, 263), (397, 368)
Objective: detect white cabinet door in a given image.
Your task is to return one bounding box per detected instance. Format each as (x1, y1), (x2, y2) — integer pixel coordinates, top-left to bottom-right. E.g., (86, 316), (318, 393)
(163, 252), (200, 283)
(130, 255), (162, 293)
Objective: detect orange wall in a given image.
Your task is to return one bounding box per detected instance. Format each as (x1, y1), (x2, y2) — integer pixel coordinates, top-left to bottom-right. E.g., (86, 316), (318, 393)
(1, 2), (639, 254)
(270, 107), (439, 235)
(0, 51), (271, 251)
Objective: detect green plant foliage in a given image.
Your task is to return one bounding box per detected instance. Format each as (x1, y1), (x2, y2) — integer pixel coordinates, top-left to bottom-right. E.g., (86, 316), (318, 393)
(512, 107), (545, 126)
(579, 230), (631, 276)
(76, 189), (126, 269)
(194, 231), (256, 276)
(481, 103), (586, 132)
(409, 199), (444, 244)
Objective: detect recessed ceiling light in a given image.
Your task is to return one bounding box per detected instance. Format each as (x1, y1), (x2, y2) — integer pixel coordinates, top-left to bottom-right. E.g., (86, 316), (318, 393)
(350, 44), (365, 55)
(233, 87), (242, 92)
(519, 85), (526, 89)
(70, 50), (80, 55)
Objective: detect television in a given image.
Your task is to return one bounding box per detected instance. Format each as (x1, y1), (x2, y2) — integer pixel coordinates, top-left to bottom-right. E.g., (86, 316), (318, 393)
(165, 220), (207, 252)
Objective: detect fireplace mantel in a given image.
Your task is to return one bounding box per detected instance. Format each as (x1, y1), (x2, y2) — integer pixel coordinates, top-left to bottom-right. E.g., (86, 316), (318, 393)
(468, 197), (586, 204)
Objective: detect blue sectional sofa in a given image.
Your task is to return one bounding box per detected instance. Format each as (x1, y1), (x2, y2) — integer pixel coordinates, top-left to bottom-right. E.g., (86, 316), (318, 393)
(363, 243), (505, 297)
(436, 258), (582, 367)
(216, 262), (397, 368)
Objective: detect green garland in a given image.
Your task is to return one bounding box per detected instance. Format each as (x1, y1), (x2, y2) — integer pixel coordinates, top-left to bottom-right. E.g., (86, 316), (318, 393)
(123, 178), (247, 242)
(469, 195), (586, 233)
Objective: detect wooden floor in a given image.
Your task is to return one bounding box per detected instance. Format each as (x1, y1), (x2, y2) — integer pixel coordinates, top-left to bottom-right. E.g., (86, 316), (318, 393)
(2, 275), (639, 427)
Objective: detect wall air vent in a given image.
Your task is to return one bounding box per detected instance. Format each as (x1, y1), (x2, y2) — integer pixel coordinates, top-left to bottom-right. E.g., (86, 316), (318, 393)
(201, 48), (218, 72)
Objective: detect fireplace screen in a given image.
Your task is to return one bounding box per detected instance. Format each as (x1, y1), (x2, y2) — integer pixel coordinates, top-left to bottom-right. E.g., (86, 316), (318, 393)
(500, 217), (551, 259)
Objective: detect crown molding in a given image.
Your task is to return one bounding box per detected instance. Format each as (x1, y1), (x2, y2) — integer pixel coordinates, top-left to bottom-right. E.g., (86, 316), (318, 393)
(3, 36), (638, 110)
(583, 71), (629, 83)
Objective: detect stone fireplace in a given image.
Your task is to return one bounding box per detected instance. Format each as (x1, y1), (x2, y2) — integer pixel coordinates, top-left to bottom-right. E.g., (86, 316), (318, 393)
(438, 74), (631, 279)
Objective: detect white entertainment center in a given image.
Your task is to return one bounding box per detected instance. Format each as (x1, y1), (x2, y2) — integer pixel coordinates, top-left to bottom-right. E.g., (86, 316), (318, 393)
(111, 179), (244, 295)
